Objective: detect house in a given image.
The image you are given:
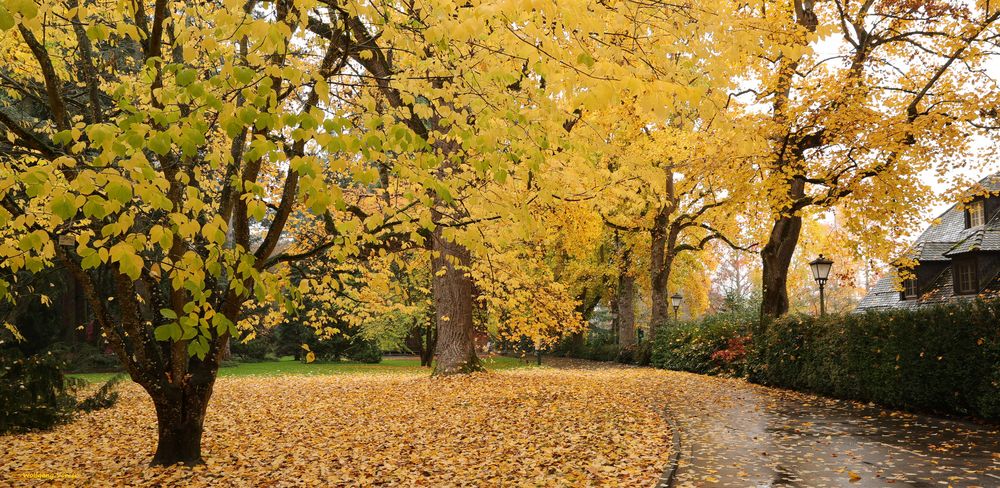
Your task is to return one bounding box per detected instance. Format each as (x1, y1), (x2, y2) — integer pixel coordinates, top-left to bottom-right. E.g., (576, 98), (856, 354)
(856, 174), (1000, 311)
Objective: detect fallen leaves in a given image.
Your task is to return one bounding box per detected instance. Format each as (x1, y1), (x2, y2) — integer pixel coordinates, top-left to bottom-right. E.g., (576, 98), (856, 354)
(0, 365), (674, 486)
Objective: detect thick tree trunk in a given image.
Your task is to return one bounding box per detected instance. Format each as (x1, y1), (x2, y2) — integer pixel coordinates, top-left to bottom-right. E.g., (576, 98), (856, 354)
(148, 378), (215, 466)
(617, 269), (636, 347)
(430, 228), (483, 375)
(649, 226), (670, 337)
(649, 211), (678, 338)
(759, 1), (815, 321)
(760, 215), (802, 319)
(649, 170), (677, 339)
(760, 178), (806, 320)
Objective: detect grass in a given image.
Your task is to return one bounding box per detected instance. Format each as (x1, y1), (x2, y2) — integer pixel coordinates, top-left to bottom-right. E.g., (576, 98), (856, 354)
(68, 355), (529, 384)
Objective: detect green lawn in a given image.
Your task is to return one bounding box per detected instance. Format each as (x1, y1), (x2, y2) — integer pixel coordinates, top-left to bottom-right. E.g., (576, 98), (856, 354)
(69, 355), (530, 384)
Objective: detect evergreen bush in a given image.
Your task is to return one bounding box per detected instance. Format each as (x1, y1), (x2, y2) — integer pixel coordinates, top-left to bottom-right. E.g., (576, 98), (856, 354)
(754, 300), (1000, 419)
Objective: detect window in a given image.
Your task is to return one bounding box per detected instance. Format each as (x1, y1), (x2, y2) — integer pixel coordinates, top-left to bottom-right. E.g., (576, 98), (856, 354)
(903, 278), (918, 298)
(968, 200), (985, 228)
(955, 261), (977, 294)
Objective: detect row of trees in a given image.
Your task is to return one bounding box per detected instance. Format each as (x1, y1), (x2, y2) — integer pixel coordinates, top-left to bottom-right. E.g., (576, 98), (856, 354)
(1, 0), (997, 466)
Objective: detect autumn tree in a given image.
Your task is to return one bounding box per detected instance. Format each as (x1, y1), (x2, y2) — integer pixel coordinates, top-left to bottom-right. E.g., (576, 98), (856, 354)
(300, 0), (730, 373)
(0, 0), (427, 464)
(600, 119), (757, 337)
(743, 0), (1000, 318)
(708, 243), (760, 312)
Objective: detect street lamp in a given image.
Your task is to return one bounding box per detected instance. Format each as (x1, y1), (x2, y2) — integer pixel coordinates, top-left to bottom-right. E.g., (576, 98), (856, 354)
(809, 254), (834, 315)
(670, 293), (683, 321)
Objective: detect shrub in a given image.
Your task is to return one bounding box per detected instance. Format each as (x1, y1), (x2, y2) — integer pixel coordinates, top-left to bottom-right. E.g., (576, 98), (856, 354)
(583, 343), (620, 362)
(46, 342), (122, 373)
(633, 341), (652, 366)
(74, 374), (125, 413)
(615, 344), (635, 364)
(650, 310), (755, 376)
(346, 340), (382, 364)
(754, 300), (1000, 419)
(0, 347), (76, 433)
(230, 335), (274, 362)
(0, 339), (125, 434)
(552, 328), (624, 362)
(616, 341), (652, 366)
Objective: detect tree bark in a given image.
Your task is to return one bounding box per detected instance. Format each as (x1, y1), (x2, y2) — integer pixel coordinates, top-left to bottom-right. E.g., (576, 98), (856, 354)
(617, 269), (636, 347)
(649, 208), (670, 337)
(760, 178), (805, 319)
(430, 227), (483, 375)
(759, 1), (816, 321)
(147, 362), (218, 466)
(649, 170), (678, 339)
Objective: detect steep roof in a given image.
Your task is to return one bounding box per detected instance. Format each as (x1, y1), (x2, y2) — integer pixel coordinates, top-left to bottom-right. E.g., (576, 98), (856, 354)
(855, 276), (920, 311)
(856, 173), (1000, 311)
(944, 217), (1000, 256)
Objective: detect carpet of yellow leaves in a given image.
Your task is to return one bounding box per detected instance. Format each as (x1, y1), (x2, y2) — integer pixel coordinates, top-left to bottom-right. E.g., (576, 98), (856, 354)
(2, 364), (673, 486)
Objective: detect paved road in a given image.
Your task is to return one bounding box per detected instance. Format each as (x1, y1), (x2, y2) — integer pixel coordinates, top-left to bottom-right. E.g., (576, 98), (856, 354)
(664, 375), (1000, 487)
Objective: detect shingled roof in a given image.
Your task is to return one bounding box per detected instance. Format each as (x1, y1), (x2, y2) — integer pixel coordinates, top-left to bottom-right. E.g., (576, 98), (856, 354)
(856, 174), (1000, 312)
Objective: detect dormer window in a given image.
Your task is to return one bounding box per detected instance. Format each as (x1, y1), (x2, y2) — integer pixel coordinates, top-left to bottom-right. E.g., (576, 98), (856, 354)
(968, 200), (985, 228)
(902, 278), (918, 299)
(954, 259), (977, 294)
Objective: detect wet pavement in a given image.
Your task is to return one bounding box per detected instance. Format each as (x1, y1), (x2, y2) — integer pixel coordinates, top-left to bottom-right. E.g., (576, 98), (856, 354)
(665, 376), (1000, 487)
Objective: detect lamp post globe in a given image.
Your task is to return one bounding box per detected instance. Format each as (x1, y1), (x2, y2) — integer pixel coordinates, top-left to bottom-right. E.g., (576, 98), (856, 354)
(670, 293), (683, 321)
(809, 254), (834, 315)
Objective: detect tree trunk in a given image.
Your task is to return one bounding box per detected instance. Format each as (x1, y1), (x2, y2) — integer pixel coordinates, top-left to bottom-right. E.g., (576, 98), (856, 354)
(148, 377), (215, 466)
(617, 269), (636, 347)
(430, 228), (483, 375)
(649, 223), (669, 336)
(649, 211), (678, 338)
(649, 169), (678, 339)
(759, 0), (815, 321)
(760, 178), (806, 320)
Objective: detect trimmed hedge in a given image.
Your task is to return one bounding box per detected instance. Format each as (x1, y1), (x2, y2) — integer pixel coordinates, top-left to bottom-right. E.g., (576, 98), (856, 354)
(649, 300), (1000, 419)
(754, 301), (1000, 419)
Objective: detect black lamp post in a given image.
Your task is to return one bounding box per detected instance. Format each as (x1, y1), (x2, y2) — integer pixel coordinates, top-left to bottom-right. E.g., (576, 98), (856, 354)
(809, 254), (834, 316)
(670, 293), (683, 321)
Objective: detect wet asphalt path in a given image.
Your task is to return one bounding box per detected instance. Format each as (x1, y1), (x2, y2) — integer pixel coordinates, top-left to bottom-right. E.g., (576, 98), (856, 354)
(664, 376), (1000, 487)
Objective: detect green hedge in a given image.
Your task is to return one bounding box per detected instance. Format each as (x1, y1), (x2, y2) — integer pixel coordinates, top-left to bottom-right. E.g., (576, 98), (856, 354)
(650, 310), (753, 377)
(755, 301), (1000, 419)
(649, 300), (1000, 419)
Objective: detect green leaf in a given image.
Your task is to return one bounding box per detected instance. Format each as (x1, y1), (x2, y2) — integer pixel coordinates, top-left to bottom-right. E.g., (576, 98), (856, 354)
(149, 132), (171, 156)
(9, 0), (36, 20)
(0, 6), (14, 31)
(181, 325), (198, 341)
(52, 130), (74, 146)
(81, 251), (101, 270)
(176, 68), (197, 86)
(160, 308), (178, 319)
(50, 194), (78, 220)
(213, 314), (234, 336)
(154, 323), (179, 341)
(234, 66), (255, 84)
(107, 181), (133, 204)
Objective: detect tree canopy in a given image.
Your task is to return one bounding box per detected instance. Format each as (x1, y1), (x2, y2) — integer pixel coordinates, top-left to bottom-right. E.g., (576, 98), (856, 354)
(1, 0), (997, 466)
